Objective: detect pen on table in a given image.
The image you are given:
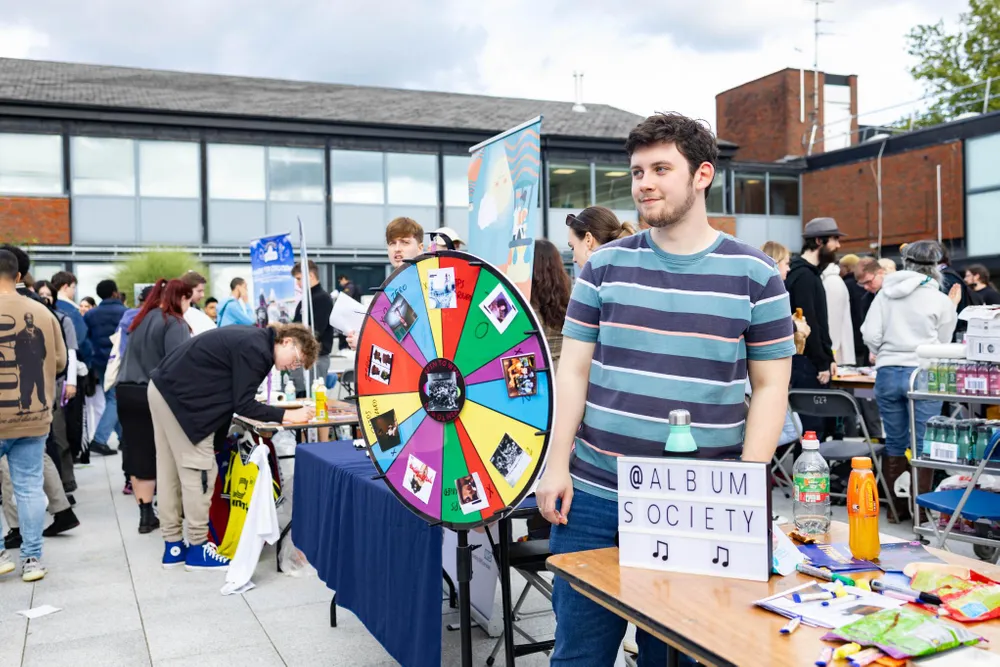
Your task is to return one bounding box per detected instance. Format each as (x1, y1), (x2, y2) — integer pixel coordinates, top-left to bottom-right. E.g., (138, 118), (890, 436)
(793, 591), (835, 603)
(870, 579), (942, 605)
(822, 594), (860, 606)
(796, 563), (856, 586)
(779, 616), (801, 635)
(849, 648), (884, 666)
(832, 643), (862, 660)
(815, 647), (834, 666)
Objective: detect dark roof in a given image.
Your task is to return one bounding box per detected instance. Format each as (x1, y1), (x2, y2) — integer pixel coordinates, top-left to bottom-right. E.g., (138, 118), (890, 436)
(0, 57), (650, 140)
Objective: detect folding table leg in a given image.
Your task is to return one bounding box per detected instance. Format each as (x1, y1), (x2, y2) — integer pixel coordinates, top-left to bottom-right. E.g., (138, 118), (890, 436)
(330, 593), (337, 628)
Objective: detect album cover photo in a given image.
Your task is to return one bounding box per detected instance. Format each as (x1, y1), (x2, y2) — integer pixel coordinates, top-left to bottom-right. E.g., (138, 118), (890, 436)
(455, 472), (490, 514)
(490, 434), (530, 487)
(425, 371), (460, 412)
(501, 353), (537, 398)
(403, 454), (437, 504)
(479, 284), (518, 335)
(384, 293), (418, 342)
(369, 409), (401, 452)
(368, 344), (394, 385)
(427, 267), (457, 310)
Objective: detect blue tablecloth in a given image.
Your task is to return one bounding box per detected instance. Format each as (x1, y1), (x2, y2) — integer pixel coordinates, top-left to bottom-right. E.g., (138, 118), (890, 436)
(294, 441), (443, 667)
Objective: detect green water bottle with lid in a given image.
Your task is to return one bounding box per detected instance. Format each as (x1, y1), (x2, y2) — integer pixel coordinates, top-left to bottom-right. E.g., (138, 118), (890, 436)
(664, 409), (699, 456)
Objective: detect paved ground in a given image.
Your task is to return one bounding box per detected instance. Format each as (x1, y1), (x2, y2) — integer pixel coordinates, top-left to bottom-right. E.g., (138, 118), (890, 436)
(0, 450), (981, 667)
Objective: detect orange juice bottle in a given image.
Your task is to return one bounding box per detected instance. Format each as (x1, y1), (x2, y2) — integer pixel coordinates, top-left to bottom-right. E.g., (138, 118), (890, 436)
(847, 457), (880, 560)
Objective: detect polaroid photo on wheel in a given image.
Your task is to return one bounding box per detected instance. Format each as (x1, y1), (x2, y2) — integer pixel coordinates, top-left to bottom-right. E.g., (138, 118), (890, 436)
(490, 433), (530, 487)
(425, 371), (460, 412)
(368, 344), (394, 385)
(427, 267), (457, 310)
(455, 472), (490, 514)
(369, 409), (401, 452)
(501, 353), (537, 398)
(479, 284), (518, 335)
(403, 454), (437, 504)
(384, 293), (418, 342)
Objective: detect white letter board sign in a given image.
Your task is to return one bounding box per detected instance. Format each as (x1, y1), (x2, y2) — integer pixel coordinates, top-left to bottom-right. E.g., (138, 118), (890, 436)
(617, 457), (772, 582)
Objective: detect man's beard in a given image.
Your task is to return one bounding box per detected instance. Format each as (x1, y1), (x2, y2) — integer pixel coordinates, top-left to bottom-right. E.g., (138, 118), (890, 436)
(643, 180), (697, 229)
(818, 245), (838, 271)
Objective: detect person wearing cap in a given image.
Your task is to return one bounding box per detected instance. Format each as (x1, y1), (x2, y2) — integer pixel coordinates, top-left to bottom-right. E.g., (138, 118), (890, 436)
(431, 226), (465, 251)
(785, 218), (842, 436)
(861, 240), (956, 522)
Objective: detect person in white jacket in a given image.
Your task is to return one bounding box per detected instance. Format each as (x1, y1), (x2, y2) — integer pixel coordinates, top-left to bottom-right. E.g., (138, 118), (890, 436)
(861, 240), (957, 523)
(821, 262), (855, 366)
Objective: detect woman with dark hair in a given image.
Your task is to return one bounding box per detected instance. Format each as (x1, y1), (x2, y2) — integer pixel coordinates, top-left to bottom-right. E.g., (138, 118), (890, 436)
(79, 296), (96, 314)
(565, 206), (635, 268)
(116, 279), (193, 533)
(530, 239), (572, 368)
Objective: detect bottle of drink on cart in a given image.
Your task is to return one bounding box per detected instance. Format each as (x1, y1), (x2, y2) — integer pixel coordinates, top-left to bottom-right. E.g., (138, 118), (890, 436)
(793, 431), (831, 535)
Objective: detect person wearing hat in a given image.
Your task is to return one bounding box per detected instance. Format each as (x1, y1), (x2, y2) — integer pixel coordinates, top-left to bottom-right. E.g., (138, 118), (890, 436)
(785, 217), (843, 436)
(430, 226), (465, 251)
(861, 240), (956, 522)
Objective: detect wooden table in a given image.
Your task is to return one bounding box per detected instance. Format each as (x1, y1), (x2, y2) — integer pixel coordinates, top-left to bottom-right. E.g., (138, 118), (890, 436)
(232, 399), (359, 436)
(547, 522), (1000, 667)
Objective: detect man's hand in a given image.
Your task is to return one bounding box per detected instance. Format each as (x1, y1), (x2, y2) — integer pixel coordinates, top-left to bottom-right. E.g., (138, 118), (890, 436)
(65, 384), (77, 400)
(283, 406), (316, 424)
(346, 330), (358, 350)
(536, 467), (573, 526)
(830, 362), (838, 379)
(817, 370), (831, 384)
(948, 283), (962, 306)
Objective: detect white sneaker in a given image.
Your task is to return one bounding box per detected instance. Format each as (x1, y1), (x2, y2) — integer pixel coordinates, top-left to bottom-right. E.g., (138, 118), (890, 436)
(21, 557), (46, 582)
(0, 550), (14, 576)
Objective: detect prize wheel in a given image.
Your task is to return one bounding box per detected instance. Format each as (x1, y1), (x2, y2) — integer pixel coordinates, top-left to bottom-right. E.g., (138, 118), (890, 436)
(354, 250), (553, 530)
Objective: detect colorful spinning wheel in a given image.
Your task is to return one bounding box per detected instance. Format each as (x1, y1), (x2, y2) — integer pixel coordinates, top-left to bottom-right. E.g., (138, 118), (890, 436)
(354, 250), (553, 530)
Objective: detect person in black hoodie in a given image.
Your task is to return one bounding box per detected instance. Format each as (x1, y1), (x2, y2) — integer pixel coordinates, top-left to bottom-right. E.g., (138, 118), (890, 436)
(147, 323), (318, 570)
(291, 260), (334, 396)
(785, 218), (843, 438)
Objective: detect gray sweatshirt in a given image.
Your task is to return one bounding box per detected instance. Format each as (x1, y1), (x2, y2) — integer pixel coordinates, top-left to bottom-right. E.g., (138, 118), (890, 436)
(117, 310), (191, 385)
(861, 270), (957, 369)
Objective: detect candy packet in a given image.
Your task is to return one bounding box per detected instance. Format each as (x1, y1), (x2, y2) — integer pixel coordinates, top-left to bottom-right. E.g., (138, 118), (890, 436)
(821, 608), (983, 659)
(910, 571), (979, 596)
(942, 584), (1000, 623)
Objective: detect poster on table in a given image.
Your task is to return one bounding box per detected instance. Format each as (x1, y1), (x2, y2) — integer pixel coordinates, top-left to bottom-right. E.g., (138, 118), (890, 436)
(249, 233), (297, 328)
(466, 116), (542, 301)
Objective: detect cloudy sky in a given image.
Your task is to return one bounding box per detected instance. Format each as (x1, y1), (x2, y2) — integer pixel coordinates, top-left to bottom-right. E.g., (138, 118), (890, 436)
(0, 0), (969, 132)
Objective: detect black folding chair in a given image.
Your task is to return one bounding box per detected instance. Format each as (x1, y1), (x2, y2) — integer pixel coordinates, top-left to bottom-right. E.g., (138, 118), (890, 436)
(787, 389), (900, 523)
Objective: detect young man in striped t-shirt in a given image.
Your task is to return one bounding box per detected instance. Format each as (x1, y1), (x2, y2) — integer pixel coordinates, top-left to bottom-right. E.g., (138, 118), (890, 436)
(537, 113), (795, 665)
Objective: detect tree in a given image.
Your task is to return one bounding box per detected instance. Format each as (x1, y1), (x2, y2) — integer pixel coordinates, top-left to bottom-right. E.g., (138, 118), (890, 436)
(906, 0), (1000, 126)
(114, 250), (208, 307)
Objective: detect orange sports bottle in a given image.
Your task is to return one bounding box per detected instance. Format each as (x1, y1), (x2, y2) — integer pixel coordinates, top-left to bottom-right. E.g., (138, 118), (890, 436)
(847, 457), (880, 560)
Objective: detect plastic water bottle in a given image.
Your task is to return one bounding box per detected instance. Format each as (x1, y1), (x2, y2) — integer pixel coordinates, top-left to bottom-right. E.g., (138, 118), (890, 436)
(663, 409), (698, 457)
(793, 431), (832, 535)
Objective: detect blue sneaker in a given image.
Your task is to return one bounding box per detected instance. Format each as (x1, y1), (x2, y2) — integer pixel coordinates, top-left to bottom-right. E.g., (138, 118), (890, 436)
(162, 540), (188, 569)
(185, 542), (230, 571)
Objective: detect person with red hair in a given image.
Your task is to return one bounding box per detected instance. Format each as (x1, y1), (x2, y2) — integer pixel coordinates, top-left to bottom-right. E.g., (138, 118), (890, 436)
(116, 279), (193, 534)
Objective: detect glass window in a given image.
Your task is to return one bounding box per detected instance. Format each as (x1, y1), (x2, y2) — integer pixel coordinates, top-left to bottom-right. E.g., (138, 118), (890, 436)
(73, 263), (122, 306)
(549, 163), (591, 209)
(968, 191), (1000, 257)
(139, 141), (199, 198)
(208, 144), (265, 200)
(332, 150), (384, 204)
(707, 169), (727, 214)
(268, 147), (324, 202)
(768, 175), (800, 216)
(734, 173), (766, 215)
(387, 153), (437, 206)
(71, 137), (135, 196)
(444, 155), (470, 208)
(333, 204), (390, 247)
(594, 166), (633, 209)
(0, 133), (63, 195)
(967, 133), (1000, 192)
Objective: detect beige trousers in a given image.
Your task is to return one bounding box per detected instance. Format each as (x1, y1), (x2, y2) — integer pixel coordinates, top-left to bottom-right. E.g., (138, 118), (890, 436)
(0, 453), (70, 528)
(147, 381), (218, 545)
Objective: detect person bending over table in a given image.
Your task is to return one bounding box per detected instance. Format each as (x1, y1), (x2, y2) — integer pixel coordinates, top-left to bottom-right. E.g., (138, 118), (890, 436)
(346, 216), (424, 350)
(535, 113), (795, 667)
(148, 323), (318, 571)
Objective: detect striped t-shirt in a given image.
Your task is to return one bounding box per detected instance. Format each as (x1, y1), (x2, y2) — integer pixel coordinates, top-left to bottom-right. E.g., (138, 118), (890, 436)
(562, 230), (795, 500)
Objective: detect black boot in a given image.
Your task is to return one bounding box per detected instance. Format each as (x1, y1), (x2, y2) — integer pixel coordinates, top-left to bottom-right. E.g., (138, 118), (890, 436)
(42, 508), (81, 537)
(138, 502), (160, 534)
(4, 528), (21, 549)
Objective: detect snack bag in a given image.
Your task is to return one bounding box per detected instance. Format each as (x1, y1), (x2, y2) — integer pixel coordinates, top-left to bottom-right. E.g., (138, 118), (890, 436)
(910, 571), (979, 596)
(821, 609), (982, 659)
(942, 584), (1000, 622)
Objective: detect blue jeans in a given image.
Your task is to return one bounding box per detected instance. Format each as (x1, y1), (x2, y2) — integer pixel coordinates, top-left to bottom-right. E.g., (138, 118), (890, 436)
(94, 385), (122, 445)
(874, 366), (941, 457)
(550, 489), (696, 666)
(0, 436), (46, 559)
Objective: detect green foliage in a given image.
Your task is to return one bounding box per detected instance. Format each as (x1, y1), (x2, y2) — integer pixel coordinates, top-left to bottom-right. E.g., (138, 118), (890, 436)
(113, 250), (207, 306)
(906, 0), (1000, 126)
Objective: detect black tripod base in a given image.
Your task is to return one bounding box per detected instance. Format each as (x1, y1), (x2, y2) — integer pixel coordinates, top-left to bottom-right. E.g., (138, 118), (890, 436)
(455, 530), (479, 667)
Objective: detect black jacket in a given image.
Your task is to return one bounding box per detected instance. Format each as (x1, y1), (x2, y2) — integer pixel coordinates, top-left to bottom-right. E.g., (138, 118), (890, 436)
(843, 274), (869, 366)
(151, 326), (284, 444)
(294, 283), (334, 356)
(785, 256), (834, 372)
(939, 266), (970, 339)
(974, 285), (1000, 306)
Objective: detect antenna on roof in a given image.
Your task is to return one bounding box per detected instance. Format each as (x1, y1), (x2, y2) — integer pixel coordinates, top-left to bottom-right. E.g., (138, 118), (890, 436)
(572, 71), (587, 113)
(806, 0), (834, 155)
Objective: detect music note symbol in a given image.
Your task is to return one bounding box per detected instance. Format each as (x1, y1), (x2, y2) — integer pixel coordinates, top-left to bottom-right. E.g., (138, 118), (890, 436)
(652, 540), (668, 561)
(712, 546), (730, 567)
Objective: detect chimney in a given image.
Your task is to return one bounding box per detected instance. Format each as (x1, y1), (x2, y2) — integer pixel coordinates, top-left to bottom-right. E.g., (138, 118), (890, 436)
(572, 71), (587, 113)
